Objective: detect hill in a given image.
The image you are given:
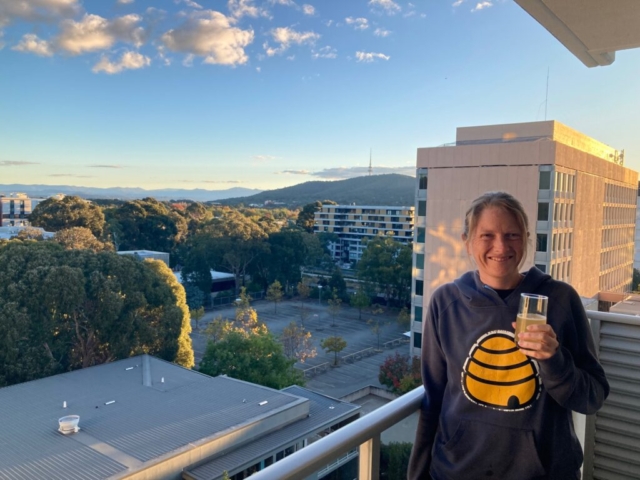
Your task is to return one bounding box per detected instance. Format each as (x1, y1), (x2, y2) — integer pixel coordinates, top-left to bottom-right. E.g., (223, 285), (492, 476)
(0, 184), (261, 202)
(217, 174), (416, 207)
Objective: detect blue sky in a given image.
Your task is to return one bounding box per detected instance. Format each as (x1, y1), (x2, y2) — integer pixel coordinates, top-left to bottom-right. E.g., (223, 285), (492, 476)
(1, 0), (639, 191)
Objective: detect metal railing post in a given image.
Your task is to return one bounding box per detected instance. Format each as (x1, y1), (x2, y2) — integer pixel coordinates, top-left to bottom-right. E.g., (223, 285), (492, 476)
(359, 435), (381, 480)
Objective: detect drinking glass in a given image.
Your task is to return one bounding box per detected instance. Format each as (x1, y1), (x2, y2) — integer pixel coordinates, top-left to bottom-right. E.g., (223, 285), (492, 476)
(515, 293), (548, 338)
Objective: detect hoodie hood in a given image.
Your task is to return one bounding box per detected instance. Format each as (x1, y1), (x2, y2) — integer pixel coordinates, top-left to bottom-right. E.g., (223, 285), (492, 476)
(454, 267), (552, 307)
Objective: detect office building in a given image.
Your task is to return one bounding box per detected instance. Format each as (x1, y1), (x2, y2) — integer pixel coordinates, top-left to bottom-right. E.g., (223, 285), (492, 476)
(411, 121), (638, 356)
(313, 205), (414, 263)
(0, 192), (32, 227)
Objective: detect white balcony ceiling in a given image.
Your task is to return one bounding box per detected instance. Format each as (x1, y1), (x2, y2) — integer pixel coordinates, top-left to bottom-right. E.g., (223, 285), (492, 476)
(515, 0), (640, 67)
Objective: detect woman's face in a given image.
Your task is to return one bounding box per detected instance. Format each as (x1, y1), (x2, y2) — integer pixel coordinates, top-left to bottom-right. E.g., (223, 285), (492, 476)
(466, 206), (525, 290)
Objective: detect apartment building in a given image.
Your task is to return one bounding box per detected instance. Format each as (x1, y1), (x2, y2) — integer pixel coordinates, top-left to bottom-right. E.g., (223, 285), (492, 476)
(313, 205), (414, 263)
(0, 192), (32, 227)
(411, 121), (638, 356)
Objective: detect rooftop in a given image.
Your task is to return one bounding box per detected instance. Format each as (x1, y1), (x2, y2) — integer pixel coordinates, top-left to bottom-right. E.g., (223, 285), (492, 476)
(0, 355), (326, 480)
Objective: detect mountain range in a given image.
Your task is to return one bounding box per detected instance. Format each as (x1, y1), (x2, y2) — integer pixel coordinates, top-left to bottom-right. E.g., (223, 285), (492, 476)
(217, 174), (416, 207)
(0, 184), (261, 202)
(0, 174), (416, 206)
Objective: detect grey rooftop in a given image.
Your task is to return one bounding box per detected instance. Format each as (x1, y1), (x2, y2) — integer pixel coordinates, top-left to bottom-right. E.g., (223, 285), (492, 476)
(0, 355), (310, 480)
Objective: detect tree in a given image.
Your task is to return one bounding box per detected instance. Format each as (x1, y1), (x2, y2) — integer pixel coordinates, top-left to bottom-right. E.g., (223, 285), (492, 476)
(296, 201), (323, 233)
(633, 268), (640, 291)
(190, 307), (205, 331)
(368, 306), (387, 351)
(281, 322), (317, 363)
(397, 307), (411, 329)
(184, 282), (206, 310)
(350, 287), (371, 320)
(380, 442), (413, 480)
(16, 227), (44, 240)
(266, 280), (284, 313)
(53, 227), (113, 252)
(297, 281), (310, 327)
(378, 353), (421, 395)
(204, 315), (232, 344)
(321, 336), (347, 366)
(199, 329), (304, 389)
(327, 290), (342, 327)
(108, 198), (188, 255)
(328, 268), (348, 300)
(357, 236), (412, 306)
(222, 472), (231, 480)
(30, 195), (106, 237)
(0, 241), (194, 387)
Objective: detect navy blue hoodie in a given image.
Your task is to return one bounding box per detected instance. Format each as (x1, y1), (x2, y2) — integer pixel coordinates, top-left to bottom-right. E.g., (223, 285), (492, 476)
(408, 267), (609, 480)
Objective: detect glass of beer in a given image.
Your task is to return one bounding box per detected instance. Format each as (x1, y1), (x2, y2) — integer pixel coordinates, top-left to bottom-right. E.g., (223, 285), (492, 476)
(515, 293), (548, 339)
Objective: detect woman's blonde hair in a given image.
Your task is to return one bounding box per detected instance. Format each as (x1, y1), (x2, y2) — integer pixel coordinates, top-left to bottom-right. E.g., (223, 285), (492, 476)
(462, 191), (530, 268)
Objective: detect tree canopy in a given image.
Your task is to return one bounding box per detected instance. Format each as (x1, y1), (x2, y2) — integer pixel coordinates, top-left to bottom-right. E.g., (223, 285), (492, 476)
(357, 235), (412, 306)
(0, 241), (193, 387)
(30, 195), (106, 237)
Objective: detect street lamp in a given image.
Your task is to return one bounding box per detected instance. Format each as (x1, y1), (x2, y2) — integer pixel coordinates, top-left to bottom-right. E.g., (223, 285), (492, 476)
(318, 285), (323, 305)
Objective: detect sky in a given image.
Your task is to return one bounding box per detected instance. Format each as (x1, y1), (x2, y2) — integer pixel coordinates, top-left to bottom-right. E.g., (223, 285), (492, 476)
(1, 0), (639, 192)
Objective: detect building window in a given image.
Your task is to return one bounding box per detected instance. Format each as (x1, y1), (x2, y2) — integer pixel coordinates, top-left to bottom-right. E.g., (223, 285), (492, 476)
(413, 332), (422, 349)
(536, 234), (548, 252)
(416, 254), (424, 270)
(419, 174), (428, 190)
(417, 227), (425, 243)
(535, 264), (546, 273)
(539, 171), (551, 190)
(415, 280), (424, 296)
(537, 202), (549, 221)
(414, 306), (423, 323)
(418, 200), (426, 217)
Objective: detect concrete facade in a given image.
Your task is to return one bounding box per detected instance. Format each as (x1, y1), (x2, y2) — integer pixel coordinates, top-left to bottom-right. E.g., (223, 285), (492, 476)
(411, 121), (638, 356)
(0, 192), (32, 227)
(313, 205), (414, 263)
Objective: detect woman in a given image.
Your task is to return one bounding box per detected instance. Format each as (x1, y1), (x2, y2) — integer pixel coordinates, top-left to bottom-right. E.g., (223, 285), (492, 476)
(408, 191), (609, 480)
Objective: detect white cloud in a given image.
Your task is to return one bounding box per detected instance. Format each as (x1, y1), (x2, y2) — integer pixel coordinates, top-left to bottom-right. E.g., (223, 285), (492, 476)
(345, 17), (368, 30)
(255, 66), (260, 72)
(302, 4), (315, 15)
(0, 31), (4, 50)
(270, 0), (296, 6)
(355, 51), (389, 62)
(309, 166), (415, 180)
(311, 45), (336, 59)
(0, 160), (39, 166)
(12, 33), (53, 56)
(92, 50), (150, 74)
(368, 0), (400, 14)
(162, 10), (254, 66)
(263, 26), (319, 56)
(471, 1), (492, 11)
(253, 154), (277, 161)
(228, 0), (269, 19)
(0, 0), (80, 26)
(54, 13), (145, 55)
(277, 170), (310, 175)
(452, 0), (465, 6)
(117, 0), (134, 4)
(176, 0), (203, 9)
(373, 27), (390, 37)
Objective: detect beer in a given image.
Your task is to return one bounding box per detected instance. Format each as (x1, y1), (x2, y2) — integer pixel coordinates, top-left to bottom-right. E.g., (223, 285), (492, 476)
(515, 313), (547, 338)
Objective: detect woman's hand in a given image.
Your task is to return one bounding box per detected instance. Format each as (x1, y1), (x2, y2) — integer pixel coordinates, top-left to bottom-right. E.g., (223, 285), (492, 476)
(511, 322), (559, 360)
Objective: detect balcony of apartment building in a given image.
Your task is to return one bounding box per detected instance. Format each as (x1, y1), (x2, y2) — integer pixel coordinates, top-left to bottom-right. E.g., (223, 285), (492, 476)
(248, 309), (639, 480)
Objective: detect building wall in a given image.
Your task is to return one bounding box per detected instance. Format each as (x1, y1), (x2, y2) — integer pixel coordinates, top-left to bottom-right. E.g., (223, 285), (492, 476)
(0, 194), (32, 227)
(411, 121), (638, 357)
(313, 205), (414, 263)
(635, 191), (640, 271)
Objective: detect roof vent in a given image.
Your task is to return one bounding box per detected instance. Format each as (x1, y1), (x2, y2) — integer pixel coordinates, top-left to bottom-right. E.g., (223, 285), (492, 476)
(58, 415), (80, 435)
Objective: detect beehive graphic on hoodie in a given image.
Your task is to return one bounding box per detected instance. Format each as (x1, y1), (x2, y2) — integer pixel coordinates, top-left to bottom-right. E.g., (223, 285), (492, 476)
(462, 330), (541, 411)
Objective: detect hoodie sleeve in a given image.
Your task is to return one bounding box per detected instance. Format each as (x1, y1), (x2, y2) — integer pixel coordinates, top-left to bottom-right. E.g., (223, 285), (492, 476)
(537, 286), (609, 415)
(408, 294), (448, 480)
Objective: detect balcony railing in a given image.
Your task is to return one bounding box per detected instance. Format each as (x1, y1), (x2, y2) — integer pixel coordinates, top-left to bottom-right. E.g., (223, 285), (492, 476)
(248, 310), (640, 480)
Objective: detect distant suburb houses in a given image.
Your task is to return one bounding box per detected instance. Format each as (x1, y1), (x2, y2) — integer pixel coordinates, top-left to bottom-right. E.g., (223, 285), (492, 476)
(313, 205), (414, 264)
